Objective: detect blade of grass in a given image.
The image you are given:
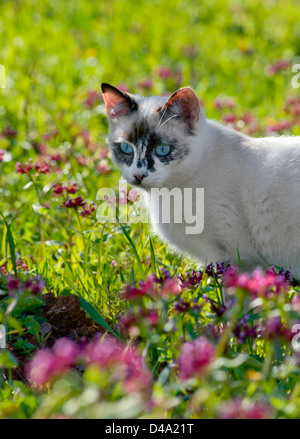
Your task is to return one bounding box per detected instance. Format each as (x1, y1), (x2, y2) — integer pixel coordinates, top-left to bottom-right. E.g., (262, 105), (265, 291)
(0, 211), (17, 277)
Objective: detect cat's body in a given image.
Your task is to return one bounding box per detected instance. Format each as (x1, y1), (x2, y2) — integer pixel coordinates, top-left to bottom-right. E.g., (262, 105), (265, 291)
(102, 83), (300, 278)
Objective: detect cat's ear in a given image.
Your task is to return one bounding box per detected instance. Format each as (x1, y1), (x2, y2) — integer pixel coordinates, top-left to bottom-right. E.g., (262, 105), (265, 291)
(162, 87), (200, 131)
(101, 83), (137, 119)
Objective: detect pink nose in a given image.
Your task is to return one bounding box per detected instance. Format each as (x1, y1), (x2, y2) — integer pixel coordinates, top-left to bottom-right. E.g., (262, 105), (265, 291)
(133, 174), (145, 183)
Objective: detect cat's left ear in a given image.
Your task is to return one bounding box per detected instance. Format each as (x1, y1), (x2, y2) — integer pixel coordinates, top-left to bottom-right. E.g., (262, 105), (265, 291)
(101, 83), (137, 119)
(163, 87), (200, 131)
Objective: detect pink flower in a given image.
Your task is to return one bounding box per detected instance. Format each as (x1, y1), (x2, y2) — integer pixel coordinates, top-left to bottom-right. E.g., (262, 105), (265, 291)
(118, 84), (129, 93)
(219, 399), (272, 419)
(26, 349), (58, 388)
(83, 337), (152, 393)
(222, 113), (236, 123)
(137, 79), (153, 90)
(178, 337), (215, 380)
(214, 97), (235, 110)
(223, 266), (288, 297)
(62, 196), (86, 209)
(83, 90), (103, 109)
(266, 120), (292, 133)
(52, 182), (64, 196)
(268, 59), (290, 75)
(0, 150), (4, 161)
(160, 277), (181, 296)
(65, 182), (79, 194)
(158, 67), (172, 79)
(26, 338), (79, 389)
(97, 161), (111, 174)
(80, 201), (96, 217)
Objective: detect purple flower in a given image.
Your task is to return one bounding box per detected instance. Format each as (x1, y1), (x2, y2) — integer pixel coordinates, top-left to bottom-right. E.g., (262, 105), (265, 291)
(62, 196), (86, 209)
(1, 126), (18, 138)
(263, 316), (292, 341)
(180, 269), (203, 287)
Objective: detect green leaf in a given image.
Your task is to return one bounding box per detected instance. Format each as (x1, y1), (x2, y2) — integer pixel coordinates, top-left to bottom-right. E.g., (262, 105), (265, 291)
(80, 297), (119, 338)
(0, 211), (17, 278)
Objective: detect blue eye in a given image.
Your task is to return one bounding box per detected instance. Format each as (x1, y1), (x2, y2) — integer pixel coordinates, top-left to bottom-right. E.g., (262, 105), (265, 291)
(155, 145), (171, 157)
(119, 142), (133, 154)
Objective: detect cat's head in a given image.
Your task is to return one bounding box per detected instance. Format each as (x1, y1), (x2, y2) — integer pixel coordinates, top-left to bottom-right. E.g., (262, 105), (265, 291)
(101, 83), (205, 189)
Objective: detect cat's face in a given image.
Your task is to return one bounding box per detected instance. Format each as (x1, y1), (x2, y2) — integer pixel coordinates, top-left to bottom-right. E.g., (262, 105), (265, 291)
(101, 83), (202, 189)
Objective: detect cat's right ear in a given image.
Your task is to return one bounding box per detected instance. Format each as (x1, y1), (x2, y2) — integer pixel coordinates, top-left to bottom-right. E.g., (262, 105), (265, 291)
(101, 83), (137, 119)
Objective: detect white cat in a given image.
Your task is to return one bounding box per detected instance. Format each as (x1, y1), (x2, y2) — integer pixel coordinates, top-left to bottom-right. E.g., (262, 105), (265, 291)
(102, 83), (300, 278)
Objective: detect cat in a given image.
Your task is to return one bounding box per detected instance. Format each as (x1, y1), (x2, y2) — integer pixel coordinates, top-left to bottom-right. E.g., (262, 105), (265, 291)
(101, 82), (300, 279)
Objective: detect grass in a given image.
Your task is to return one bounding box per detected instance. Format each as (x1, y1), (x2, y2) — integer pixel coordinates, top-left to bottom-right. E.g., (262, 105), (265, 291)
(0, 0), (300, 419)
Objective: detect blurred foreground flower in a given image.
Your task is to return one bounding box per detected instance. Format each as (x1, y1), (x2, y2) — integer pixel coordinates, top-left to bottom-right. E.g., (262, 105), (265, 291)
(219, 399), (272, 419)
(178, 337), (215, 380)
(26, 336), (152, 394)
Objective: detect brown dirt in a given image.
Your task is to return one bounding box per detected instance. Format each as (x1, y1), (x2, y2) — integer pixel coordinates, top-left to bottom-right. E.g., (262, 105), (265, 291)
(6, 292), (105, 382)
(39, 293), (105, 346)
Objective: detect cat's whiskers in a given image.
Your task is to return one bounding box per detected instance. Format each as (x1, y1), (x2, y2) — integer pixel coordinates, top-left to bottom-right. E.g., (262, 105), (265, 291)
(159, 114), (178, 129)
(157, 105), (170, 129)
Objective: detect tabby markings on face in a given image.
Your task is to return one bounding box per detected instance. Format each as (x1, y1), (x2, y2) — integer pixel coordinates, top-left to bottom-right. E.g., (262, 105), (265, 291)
(112, 118), (188, 173)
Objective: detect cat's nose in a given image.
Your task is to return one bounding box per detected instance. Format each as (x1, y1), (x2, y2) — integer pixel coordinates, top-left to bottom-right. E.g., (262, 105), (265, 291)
(133, 174), (145, 183)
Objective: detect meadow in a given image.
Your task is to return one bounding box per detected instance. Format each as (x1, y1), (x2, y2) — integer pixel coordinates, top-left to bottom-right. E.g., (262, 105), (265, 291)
(1, 0), (300, 419)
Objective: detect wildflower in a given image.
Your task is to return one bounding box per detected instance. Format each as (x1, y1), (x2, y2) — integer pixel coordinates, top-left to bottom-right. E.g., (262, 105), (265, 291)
(26, 338), (79, 389)
(16, 160), (32, 174)
(263, 316), (292, 341)
(160, 277), (181, 296)
(97, 160), (111, 174)
(145, 310), (159, 326)
(0, 150), (4, 161)
(0, 262), (7, 275)
(219, 399), (272, 419)
(178, 337), (215, 380)
(111, 260), (118, 267)
(16, 258), (28, 272)
(80, 201), (96, 217)
(205, 263), (215, 277)
(222, 113), (236, 123)
(137, 79), (153, 90)
(49, 153), (62, 162)
(214, 97), (235, 110)
(223, 266), (288, 297)
(24, 277), (45, 295)
(233, 315), (260, 343)
(268, 59), (290, 75)
(180, 269), (203, 287)
(174, 298), (190, 312)
(52, 182), (64, 196)
(83, 337), (152, 393)
(204, 296), (227, 318)
(36, 161), (51, 174)
(1, 126), (18, 138)
(266, 120), (292, 133)
(62, 196), (86, 209)
(118, 84), (129, 93)
(65, 181), (79, 194)
(158, 67), (172, 79)
(83, 90), (103, 109)
(6, 276), (21, 294)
